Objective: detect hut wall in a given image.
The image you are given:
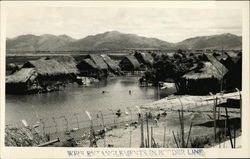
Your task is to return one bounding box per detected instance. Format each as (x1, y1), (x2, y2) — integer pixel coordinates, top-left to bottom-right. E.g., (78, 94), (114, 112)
(184, 78), (221, 95)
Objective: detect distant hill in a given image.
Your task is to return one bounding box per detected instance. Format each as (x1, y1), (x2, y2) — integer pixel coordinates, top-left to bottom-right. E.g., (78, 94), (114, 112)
(61, 31), (174, 50)
(175, 33), (242, 50)
(6, 31), (242, 53)
(6, 34), (76, 52)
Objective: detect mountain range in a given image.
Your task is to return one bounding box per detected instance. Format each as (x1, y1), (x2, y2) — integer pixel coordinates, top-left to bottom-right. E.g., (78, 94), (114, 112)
(6, 31), (242, 53)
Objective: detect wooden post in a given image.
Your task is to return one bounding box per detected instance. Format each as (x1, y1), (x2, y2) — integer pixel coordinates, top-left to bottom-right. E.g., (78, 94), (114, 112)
(163, 126), (166, 148)
(225, 107), (233, 148)
(146, 113), (150, 147)
(151, 127), (153, 148)
(224, 115), (227, 148)
(236, 88), (242, 132)
(214, 98), (217, 142)
(145, 139), (148, 148)
(234, 125), (236, 148)
(140, 118), (144, 148)
(172, 131), (179, 148)
(99, 111), (106, 147)
(178, 109), (185, 148)
(185, 122), (193, 148)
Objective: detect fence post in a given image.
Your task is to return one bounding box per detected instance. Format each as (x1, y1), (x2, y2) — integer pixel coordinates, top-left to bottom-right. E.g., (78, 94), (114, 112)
(209, 92), (217, 142)
(99, 111), (106, 147)
(140, 117), (144, 148)
(163, 126), (166, 148)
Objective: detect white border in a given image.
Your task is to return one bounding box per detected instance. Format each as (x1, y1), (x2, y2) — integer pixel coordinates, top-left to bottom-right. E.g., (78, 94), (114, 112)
(0, 1), (249, 158)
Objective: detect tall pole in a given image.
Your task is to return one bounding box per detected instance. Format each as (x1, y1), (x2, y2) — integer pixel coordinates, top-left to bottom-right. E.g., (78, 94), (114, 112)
(140, 117), (144, 148)
(99, 111), (106, 147)
(236, 88), (242, 132)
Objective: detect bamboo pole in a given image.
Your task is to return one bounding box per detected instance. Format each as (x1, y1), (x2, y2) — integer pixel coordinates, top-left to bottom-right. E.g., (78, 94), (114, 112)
(178, 109), (185, 148)
(172, 131), (179, 148)
(185, 122), (193, 148)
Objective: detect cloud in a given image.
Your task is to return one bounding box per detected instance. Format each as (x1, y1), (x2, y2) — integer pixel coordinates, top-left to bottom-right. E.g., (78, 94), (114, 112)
(6, 6), (242, 42)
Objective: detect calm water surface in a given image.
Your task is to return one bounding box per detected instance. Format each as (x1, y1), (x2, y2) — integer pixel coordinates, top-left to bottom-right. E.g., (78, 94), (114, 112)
(6, 77), (176, 128)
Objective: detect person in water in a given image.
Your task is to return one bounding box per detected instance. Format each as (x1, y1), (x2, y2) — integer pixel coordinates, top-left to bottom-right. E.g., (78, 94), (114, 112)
(129, 90), (132, 95)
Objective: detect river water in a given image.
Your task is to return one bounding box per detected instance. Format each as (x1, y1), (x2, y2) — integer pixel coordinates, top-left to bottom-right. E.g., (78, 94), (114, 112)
(5, 77), (176, 131)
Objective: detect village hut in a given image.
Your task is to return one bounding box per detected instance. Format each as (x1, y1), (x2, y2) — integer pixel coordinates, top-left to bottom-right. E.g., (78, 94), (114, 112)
(119, 55), (140, 71)
(181, 54), (228, 94)
(100, 54), (121, 74)
(134, 52), (154, 66)
(85, 54), (109, 77)
(86, 54), (108, 70)
(76, 58), (103, 78)
(21, 59), (72, 92)
(50, 55), (79, 75)
(6, 68), (42, 94)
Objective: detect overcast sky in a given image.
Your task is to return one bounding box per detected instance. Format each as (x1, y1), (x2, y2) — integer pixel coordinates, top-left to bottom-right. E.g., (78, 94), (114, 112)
(6, 5), (242, 43)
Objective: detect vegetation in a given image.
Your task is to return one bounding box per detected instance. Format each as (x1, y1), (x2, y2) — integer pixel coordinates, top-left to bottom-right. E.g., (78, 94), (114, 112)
(142, 51), (196, 92)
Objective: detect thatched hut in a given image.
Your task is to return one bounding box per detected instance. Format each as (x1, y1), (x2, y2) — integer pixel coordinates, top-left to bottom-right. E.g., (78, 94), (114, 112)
(134, 52), (154, 70)
(76, 58), (103, 78)
(86, 54), (108, 70)
(85, 54), (109, 77)
(6, 68), (42, 94)
(182, 57), (228, 94)
(21, 59), (72, 92)
(51, 55), (79, 75)
(119, 55), (140, 71)
(100, 54), (120, 74)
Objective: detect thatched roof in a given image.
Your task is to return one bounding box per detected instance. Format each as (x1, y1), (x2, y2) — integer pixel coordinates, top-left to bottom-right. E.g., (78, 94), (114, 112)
(183, 61), (227, 80)
(205, 54), (228, 77)
(86, 54), (108, 70)
(6, 68), (37, 83)
(51, 56), (79, 74)
(100, 54), (120, 71)
(22, 59), (70, 76)
(77, 58), (99, 70)
(224, 51), (241, 63)
(121, 55), (140, 70)
(134, 52), (154, 65)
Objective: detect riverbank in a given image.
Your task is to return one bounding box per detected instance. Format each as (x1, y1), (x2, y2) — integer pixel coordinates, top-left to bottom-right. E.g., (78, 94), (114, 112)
(11, 91), (239, 148)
